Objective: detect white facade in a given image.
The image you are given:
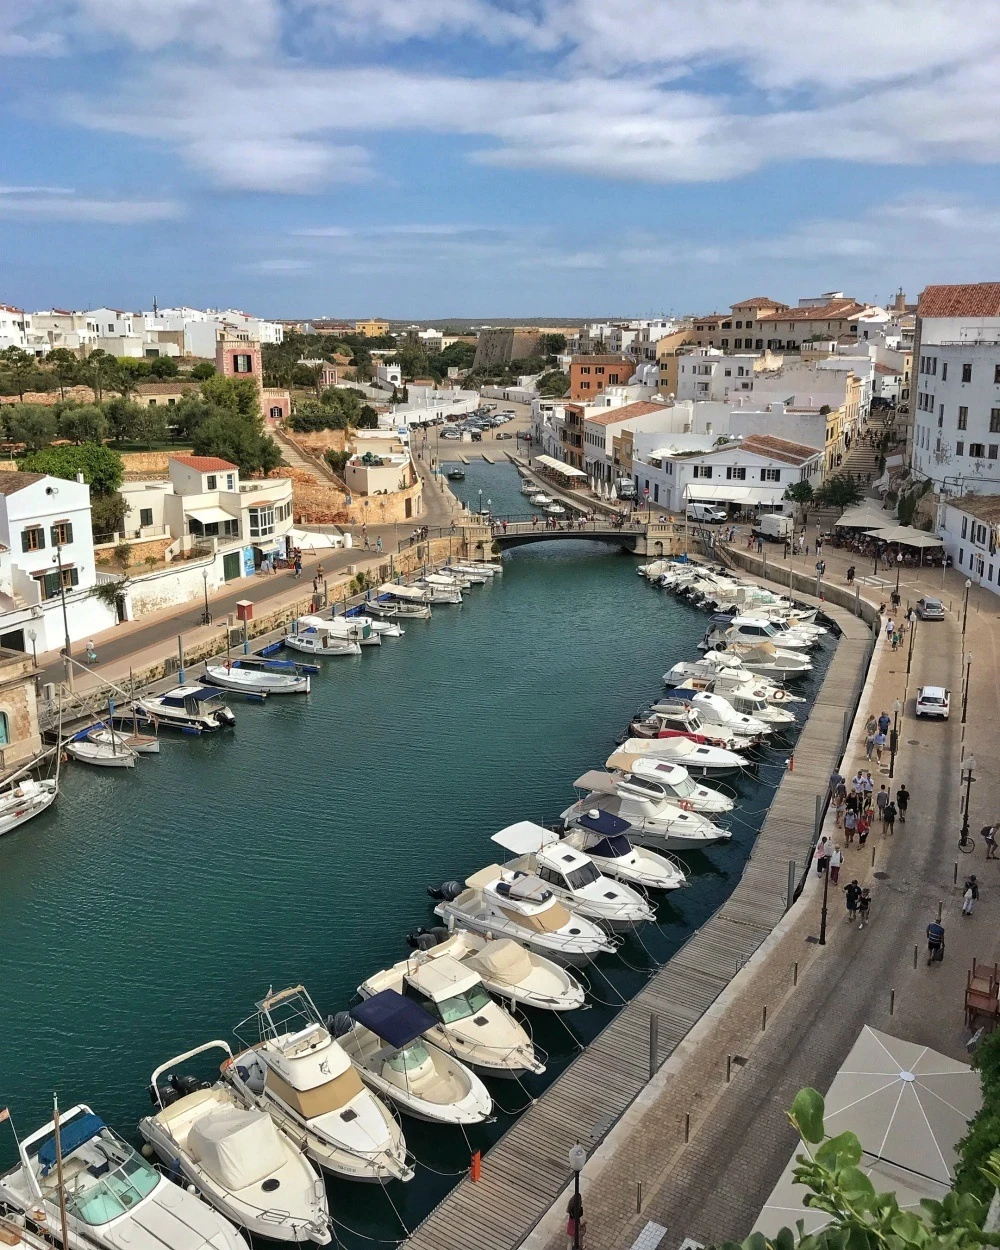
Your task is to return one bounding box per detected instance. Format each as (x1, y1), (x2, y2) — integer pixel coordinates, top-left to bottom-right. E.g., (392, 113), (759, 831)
(88, 307), (135, 337)
(633, 439), (822, 514)
(31, 310), (101, 354)
(912, 341), (1000, 493)
(376, 362), (403, 388)
(140, 307), (284, 357)
(676, 350), (758, 402)
(531, 399), (566, 459)
(0, 306), (28, 351)
(939, 502), (1000, 595)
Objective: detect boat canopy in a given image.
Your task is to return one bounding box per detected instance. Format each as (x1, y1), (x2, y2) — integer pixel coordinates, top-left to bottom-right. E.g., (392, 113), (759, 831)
(160, 686), (222, 707)
(349, 988), (437, 1048)
(491, 820), (559, 855)
(38, 1114), (105, 1171)
(188, 1109), (286, 1190)
(576, 808), (631, 837)
(573, 769), (617, 795)
(589, 834), (634, 859)
(379, 583), (430, 603)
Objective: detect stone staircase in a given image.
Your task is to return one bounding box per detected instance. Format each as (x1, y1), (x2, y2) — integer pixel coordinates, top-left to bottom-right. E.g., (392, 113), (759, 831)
(839, 432), (881, 485)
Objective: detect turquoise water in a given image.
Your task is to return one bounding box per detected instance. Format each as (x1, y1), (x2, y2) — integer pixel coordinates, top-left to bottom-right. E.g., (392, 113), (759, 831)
(0, 465), (828, 1246)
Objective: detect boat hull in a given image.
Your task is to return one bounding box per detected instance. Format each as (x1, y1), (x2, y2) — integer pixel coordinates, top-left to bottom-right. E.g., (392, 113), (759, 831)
(0, 782), (57, 837)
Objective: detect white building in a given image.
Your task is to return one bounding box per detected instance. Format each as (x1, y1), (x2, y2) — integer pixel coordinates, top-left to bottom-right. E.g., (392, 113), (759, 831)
(376, 361), (403, 388)
(88, 307), (135, 338)
(0, 306), (28, 351)
(0, 472), (116, 653)
(676, 350), (758, 402)
(139, 307), (284, 357)
(582, 399), (682, 485)
(938, 496), (1000, 594)
(633, 434), (822, 514)
(30, 310), (101, 354)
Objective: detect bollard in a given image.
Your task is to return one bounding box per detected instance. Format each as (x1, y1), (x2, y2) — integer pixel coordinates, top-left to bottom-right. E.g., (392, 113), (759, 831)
(914, 945), (918, 969)
(762, 1005), (767, 1031)
(470, 1150), (482, 1182)
(649, 1012), (659, 1079)
(793, 961), (799, 987)
(890, 988), (895, 1016)
(938, 900), (943, 923)
(787, 754), (795, 773)
(727, 1055), (732, 1083)
(685, 1113), (690, 1143)
(871, 843), (876, 868)
(636, 1182), (642, 1214)
(954, 862), (959, 884)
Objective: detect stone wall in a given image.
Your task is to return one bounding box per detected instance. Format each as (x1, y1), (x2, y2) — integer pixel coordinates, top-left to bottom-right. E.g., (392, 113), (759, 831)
(285, 429), (348, 456)
(121, 451), (172, 479)
(0, 385), (97, 406)
(0, 653), (43, 778)
(292, 471), (423, 526)
(95, 536), (173, 569)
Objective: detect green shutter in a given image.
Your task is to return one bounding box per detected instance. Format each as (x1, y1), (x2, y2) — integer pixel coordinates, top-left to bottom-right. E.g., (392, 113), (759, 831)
(64, 522), (73, 544)
(21, 530), (30, 553)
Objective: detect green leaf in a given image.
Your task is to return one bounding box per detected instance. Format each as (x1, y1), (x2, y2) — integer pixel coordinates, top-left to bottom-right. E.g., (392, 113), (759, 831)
(792, 1089), (826, 1145)
(889, 1211), (923, 1244)
(837, 1167), (877, 1207)
(743, 1234), (768, 1250)
(775, 1227), (796, 1250)
(817, 1132), (863, 1171)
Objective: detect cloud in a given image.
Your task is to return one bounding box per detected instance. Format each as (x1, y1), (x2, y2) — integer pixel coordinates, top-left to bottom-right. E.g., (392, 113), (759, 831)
(246, 258), (312, 274)
(0, 187), (182, 222)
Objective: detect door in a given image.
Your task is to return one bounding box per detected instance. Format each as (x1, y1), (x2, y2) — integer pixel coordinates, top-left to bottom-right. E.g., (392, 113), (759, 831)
(223, 551), (241, 581)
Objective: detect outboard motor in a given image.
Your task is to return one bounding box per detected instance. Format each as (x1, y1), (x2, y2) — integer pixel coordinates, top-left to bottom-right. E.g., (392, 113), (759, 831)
(407, 926), (450, 951)
(426, 880), (462, 901)
(326, 1011), (353, 1037)
(149, 1082), (179, 1107)
(170, 1073), (208, 1097)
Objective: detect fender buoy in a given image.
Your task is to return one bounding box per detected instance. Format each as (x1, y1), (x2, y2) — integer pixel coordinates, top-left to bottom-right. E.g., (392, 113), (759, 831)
(773, 689), (786, 701)
(715, 641), (727, 651)
(680, 800), (694, 811)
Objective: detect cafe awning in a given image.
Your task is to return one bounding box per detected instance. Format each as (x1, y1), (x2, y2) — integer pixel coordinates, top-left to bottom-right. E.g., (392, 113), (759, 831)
(835, 505), (891, 529)
(535, 455), (587, 479)
(187, 506), (235, 526)
(684, 483), (774, 503)
(864, 525), (943, 548)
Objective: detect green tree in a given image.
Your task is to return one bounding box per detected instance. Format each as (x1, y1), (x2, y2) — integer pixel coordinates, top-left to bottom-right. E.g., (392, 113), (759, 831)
(0, 347), (34, 401)
(540, 332), (567, 358)
(80, 349), (116, 401)
(91, 492), (127, 541)
(189, 361), (216, 381)
(784, 481), (814, 504)
(537, 370), (569, 397)
(357, 404), (379, 429)
(58, 403), (107, 444)
(5, 404), (57, 450)
(46, 348), (80, 400)
(19, 443), (124, 494)
(193, 413), (282, 477)
(395, 344), (429, 380)
(149, 355), (178, 378)
(814, 474), (863, 508)
(104, 397), (143, 445)
(171, 394), (220, 441)
(130, 404), (169, 449)
(201, 373), (260, 418)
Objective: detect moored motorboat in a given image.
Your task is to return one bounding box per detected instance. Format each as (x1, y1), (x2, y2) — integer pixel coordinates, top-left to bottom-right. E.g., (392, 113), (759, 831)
(65, 736), (137, 768)
(414, 578), (462, 604)
(562, 810), (686, 890)
(375, 584), (433, 617)
(333, 990), (492, 1125)
(708, 639), (813, 677)
(345, 613), (404, 637)
(659, 690), (771, 740)
(610, 735), (747, 777)
(604, 752), (734, 813)
(205, 664), (310, 694)
(284, 617), (362, 657)
(0, 1103), (249, 1250)
(529, 493), (553, 506)
(0, 775), (57, 838)
(562, 769), (731, 852)
(359, 956), (545, 1080)
(139, 1041), (331, 1245)
(135, 685), (237, 732)
(669, 675), (798, 724)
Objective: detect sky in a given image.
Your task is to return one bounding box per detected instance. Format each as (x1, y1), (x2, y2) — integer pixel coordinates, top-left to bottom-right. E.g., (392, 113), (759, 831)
(4, 0), (1000, 319)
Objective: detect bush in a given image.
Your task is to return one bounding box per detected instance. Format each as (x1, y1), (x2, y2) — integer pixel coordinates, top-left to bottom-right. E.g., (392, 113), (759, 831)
(19, 443), (124, 494)
(956, 1028), (1000, 1202)
(189, 362), (216, 381)
(783, 481), (814, 504)
(4, 404), (58, 450)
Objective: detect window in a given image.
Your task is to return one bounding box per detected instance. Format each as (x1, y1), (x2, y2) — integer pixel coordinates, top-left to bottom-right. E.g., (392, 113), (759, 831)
(226, 474), (235, 490)
(580, 366), (590, 374)
(595, 366), (605, 375)
(725, 466), (746, 480)
(41, 567), (78, 600)
(958, 406), (968, 430)
(962, 363), (973, 383)
(0, 712), (9, 747)
(167, 397), (176, 406)
(49, 521), (73, 546)
(724, 369), (732, 377)
(991, 409), (1000, 433)
(139, 508), (153, 527)
(653, 484), (659, 503)
(942, 363), (948, 381)
(761, 468), (781, 481)
(722, 321), (731, 329)
(755, 339), (763, 349)
(995, 365), (1000, 384)
(692, 465), (713, 479)
(249, 505), (275, 538)
(721, 338), (729, 348)
(957, 441), (964, 456)
(223, 518), (239, 537)
(580, 381), (590, 390)
(21, 526), (44, 552)
(976, 523), (988, 544)
(962, 517), (968, 538)
(206, 475), (217, 490)
(232, 353), (253, 373)
(970, 443), (985, 458)
(991, 445), (999, 461)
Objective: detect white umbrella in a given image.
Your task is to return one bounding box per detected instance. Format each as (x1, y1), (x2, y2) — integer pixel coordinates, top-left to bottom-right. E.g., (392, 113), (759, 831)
(610, 484), (618, 501)
(864, 525), (943, 549)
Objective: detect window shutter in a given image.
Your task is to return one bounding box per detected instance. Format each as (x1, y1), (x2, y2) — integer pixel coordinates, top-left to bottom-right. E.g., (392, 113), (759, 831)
(50, 526), (57, 547)
(70, 568), (79, 587)
(21, 530), (30, 553)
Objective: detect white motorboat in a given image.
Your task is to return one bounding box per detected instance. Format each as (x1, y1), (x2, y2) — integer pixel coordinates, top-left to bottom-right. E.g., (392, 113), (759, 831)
(604, 752), (734, 814)
(0, 1103), (248, 1250)
(627, 701), (750, 751)
(135, 685), (237, 732)
(702, 616), (814, 651)
(612, 735), (746, 778)
(140, 1041), (330, 1245)
(414, 578), (462, 604)
(88, 728), (160, 753)
(492, 821), (655, 931)
(0, 775), (57, 838)
(205, 664), (310, 695)
(432, 864), (617, 966)
(562, 771), (731, 852)
(544, 503), (567, 516)
(225, 986), (412, 1184)
(375, 584), (432, 617)
(405, 929), (585, 1012)
(449, 563), (500, 578)
(359, 955), (544, 1080)
(669, 675), (798, 724)
(562, 810), (686, 891)
(709, 638), (813, 677)
(659, 690), (772, 739)
(664, 651), (796, 696)
(521, 479), (539, 495)
(529, 493), (553, 506)
(345, 614), (404, 638)
(326, 617), (380, 647)
(637, 559), (671, 580)
(284, 617), (362, 657)
(65, 736), (137, 768)
(443, 565), (487, 585)
(334, 990), (492, 1124)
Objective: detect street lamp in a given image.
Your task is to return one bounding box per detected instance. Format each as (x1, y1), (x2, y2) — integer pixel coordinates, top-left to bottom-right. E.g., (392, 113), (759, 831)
(45, 485), (73, 691)
(478, 488), (483, 516)
(889, 698), (902, 778)
(818, 850), (831, 945)
(963, 578), (972, 636)
(895, 552), (903, 595)
(959, 755), (977, 850)
(567, 1142), (586, 1250)
(27, 627), (37, 667)
(962, 651), (972, 725)
(201, 568), (211, 626)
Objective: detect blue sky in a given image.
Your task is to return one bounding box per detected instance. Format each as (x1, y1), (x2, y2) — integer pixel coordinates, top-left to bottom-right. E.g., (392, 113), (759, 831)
(3, 0), (1000, 318)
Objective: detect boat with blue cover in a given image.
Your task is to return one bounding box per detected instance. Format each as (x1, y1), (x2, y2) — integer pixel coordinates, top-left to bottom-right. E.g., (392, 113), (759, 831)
(134, 685), (237, 733)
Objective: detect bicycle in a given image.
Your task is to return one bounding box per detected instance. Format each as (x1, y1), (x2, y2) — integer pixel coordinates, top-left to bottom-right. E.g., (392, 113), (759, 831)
(958, 830), (976, 854)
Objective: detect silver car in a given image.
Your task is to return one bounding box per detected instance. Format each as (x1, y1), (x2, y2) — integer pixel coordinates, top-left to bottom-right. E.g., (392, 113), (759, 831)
(916, 596), (945, 620)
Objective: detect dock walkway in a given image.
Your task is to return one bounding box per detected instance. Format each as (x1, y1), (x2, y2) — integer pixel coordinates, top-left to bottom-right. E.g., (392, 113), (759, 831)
(403, 599), (873, 1250)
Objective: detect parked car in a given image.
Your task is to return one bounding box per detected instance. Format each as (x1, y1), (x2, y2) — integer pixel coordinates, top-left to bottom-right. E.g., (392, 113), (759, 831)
(686, 503), (729, 524)
(916, 596), (945, 620)
(915, 685), (950, 719)
(496, 431), (513, 440)
(441, 428), (461, 439)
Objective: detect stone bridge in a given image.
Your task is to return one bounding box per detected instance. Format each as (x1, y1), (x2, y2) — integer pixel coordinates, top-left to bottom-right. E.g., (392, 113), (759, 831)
(461, 518), (685, 556)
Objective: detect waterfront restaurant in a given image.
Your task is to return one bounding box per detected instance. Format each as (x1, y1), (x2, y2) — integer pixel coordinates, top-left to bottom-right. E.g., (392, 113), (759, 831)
(534, 454), (589, 489)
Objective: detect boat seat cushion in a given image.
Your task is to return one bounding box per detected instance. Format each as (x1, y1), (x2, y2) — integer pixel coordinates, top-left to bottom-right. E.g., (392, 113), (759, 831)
(470, 939), (533, 985)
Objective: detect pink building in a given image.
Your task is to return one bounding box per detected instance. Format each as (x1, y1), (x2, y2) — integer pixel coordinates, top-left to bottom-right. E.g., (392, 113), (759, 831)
(215, 327), (290, 422)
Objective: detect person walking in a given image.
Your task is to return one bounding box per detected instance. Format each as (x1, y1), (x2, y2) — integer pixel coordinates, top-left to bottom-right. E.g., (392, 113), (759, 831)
(963, 879), (977, 916)
(896, 783), (909, 823)
(857, 887), (872, 929)
(862, 771), (875, 806)
(984, 823), (999, 860)
(856, 810), (871, 847)
(865, 729), (876, 760)
(815, 836), (831, 876)
(844, 807), (857, 845)
(885, 617), (895, 641)
(876, 784), (889, 822)
(376, 535), (383, 553)
(873, 730), (886, 764)
(884, 800), (897, 836)
(926, 920), (945, 964)
(847, 564), (856, 585)
(877, 710), (890, 736)
(829, 845), (843, 884)
(844, 879), (861, 921)
(293, 554), (302, 579)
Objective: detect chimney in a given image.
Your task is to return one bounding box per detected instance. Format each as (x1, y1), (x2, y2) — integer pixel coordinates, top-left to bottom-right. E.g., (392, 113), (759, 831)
(75, 471), (84, 484)
(706, 422), (713, 435)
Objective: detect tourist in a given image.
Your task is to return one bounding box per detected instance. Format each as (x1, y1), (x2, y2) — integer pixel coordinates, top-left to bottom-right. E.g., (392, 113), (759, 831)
(844, 807), (857, 845)
(312, 575), (320, 593)
(856, 810), (871, 846)
(829, 769), (845, 798)
(877, 710), (890, 736)
(873, 730), (886, 763)
(864, 729), (875, 760)
(86, 639), (97, 664)
(896, 783), (909, 823)
(847, 564), (856, 585)
(844, 879), (861, 921)
(829, 845), (843, 884)
(862, 771), (875, 805)
(885, 617), (895, 641)
(814, 836), (831, 876)
(857, 887), (872, 929)
(963, 876), (978, 916)
(316, 563), (324, 579)
(293, 555), (302, 578)
(364, 533), (371, 550)
(884, 800), (897, 836)
(835, 792), (846, 829)
(865, 712), (878, 737)
(876, 784), (889, 822)
(926, 920), (945, 964)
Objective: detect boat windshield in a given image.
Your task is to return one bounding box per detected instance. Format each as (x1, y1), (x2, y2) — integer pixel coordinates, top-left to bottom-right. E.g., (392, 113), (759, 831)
(565, 861), (600, 890)
(670, 772), (697, 797)
(436, 984), (492, 1024)
(387, 1043), (432, 1073)
(63, 1142), (159, 1226)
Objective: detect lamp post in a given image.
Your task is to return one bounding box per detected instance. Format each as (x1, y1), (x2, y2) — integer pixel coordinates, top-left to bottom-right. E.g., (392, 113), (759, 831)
(963, 577), (972, 637)
(201, 568), (211, 626)
(959, 756), (976, 850)
(27, 627), (37, 668)
(889, 698), (902, 777)
(567, 1142), (586, 1250)
(818, 851), (831, 945)
(45, 486), (73, 692)
(478, 488), (483, 516)
(962, 651), (972, 725)
(906, 612), (917, 675)
(895, 552), (903, 595)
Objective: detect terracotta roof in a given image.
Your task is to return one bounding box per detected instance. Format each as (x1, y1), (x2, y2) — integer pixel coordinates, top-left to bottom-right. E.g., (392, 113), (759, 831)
(874, 363), (901, 375)
(730, 297), (788, 310)
(917, 283), (1000, 319)
(951, 495), (1000, 523)
(758, 300), (867, 323)
(135, 381), (200, 395)
(585, 401), (665, 427)
(736, 434), (821, 465)
(0, 472), (45, 495)
(171, 454), (238, 472)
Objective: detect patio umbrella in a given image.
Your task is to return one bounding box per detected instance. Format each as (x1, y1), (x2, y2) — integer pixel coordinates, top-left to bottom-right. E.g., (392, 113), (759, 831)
(863, 525), (943, 548)
(836, 505), (891, 529)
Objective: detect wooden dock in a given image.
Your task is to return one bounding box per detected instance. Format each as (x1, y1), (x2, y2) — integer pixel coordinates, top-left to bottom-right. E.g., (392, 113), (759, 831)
(403, 603), (873, 1250)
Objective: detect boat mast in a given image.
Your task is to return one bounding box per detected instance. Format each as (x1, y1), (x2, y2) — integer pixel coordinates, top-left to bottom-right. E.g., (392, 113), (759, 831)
(52, 1094), (70, 1250)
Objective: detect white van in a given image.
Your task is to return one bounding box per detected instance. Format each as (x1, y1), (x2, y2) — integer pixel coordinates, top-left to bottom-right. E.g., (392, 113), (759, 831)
(687, 503), (728, 523)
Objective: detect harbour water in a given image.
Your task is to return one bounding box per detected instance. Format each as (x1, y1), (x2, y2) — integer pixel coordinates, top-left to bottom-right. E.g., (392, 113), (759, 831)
(0, 464), (830, 1246)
